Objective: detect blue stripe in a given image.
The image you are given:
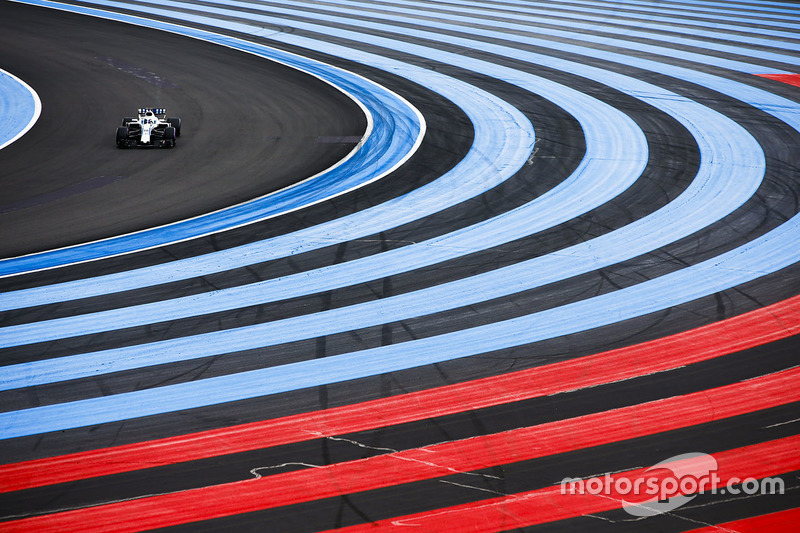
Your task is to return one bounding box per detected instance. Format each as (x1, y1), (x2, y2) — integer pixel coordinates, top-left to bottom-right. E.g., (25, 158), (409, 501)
(0, 69), (39, 150)
(0, 0), (424, 277)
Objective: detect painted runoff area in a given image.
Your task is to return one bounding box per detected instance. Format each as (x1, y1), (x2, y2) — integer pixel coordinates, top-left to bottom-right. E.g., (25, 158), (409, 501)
(0, 68), (40, 151)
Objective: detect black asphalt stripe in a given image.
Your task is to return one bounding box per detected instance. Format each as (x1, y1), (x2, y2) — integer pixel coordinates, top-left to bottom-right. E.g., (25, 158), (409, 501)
(150, 404), (800, 533)
(3, 336), (797, 519)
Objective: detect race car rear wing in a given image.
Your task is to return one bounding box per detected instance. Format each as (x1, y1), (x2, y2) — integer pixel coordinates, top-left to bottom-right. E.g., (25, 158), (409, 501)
(138, 108), (167, 117)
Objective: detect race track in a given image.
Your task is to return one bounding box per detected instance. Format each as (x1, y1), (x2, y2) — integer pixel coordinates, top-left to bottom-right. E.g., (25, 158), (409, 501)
(1, 0), (800, 531)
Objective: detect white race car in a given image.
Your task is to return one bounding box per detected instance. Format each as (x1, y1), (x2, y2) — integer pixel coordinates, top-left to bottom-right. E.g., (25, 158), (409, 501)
(116, 108), (181, 148)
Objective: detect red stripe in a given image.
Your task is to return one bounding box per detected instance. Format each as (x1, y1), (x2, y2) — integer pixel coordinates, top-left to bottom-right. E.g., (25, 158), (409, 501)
(328, 436), (800, 532)
(683, 508), (800, 532)
(3, 295), (800, 494)
(2, 366), (798, 532)
(756, 73), (800, 88)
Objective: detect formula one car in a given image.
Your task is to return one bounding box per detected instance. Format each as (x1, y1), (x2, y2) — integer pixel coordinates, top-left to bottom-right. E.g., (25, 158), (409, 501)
(116, 108), (181, 148)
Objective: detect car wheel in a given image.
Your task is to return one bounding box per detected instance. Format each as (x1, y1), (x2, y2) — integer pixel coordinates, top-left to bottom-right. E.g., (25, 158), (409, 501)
(167, 117), (181, 137)
(162, 126), (176, 148)
(122, 117), (134, 127)
(116, 126), (129, 148)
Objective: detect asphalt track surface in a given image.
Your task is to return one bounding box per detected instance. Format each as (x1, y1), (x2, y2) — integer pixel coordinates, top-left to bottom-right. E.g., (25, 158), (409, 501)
(0, 2), (366, 257)
(1, 0), (800, 531)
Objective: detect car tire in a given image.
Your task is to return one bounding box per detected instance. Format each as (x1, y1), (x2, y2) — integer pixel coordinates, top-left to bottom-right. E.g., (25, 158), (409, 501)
(122, 117), (134, 127)
(167, 117), (181, 137)
(162, 126), (176, 148)
(116, 126), (129, 148)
